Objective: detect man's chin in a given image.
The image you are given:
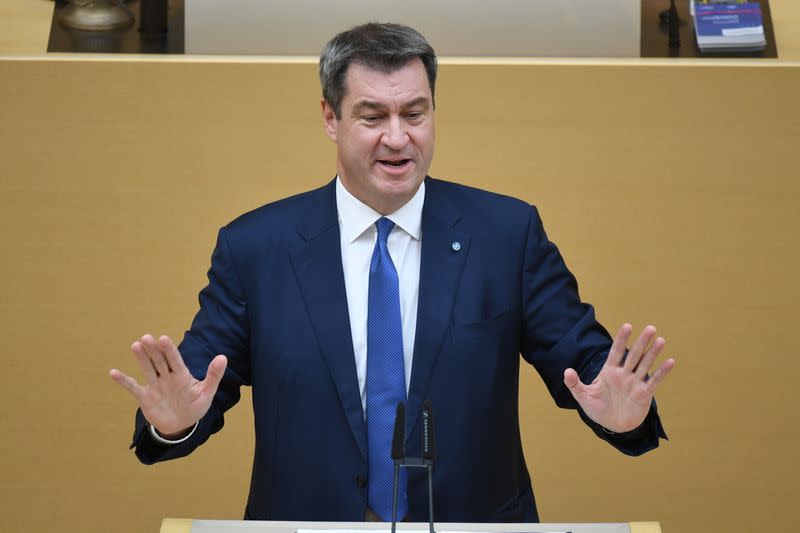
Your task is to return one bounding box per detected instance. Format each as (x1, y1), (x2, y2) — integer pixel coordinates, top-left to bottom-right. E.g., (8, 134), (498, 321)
(374, 174), (422, 193)
(370, 176), (423, 212)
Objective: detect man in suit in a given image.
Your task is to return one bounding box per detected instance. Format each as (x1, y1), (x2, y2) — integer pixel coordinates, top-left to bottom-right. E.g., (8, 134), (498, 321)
(110, 22), (674, 523)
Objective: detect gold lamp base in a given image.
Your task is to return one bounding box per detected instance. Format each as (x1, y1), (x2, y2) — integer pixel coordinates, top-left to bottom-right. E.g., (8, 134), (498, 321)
(59, 0), (135, 32)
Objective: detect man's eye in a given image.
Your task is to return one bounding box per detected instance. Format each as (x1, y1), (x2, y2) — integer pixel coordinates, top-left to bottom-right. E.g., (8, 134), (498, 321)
(406, 112), (422, 120)
(362, 115), (381, 123)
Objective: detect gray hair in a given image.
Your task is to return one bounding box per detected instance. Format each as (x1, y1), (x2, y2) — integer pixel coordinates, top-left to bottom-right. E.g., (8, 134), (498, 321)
(319, 22), (438, 119)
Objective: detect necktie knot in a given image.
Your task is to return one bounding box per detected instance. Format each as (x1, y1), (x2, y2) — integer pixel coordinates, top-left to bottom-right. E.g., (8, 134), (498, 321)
(375, 217), (395, 246)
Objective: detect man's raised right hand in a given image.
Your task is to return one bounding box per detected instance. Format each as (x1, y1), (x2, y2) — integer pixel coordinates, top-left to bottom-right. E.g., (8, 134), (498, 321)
(109, 334), (227, 439)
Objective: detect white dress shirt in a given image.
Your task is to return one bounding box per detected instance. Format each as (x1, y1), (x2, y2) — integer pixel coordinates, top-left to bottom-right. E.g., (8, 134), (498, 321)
(336, 177), (423, 414)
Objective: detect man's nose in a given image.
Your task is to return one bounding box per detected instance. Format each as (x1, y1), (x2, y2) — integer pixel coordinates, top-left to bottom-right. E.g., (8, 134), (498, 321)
(381, 116), (408, 150)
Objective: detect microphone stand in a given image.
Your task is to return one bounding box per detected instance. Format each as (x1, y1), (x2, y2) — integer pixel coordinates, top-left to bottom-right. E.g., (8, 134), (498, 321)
(422, 402), (435, 533)
(390, 403), (405, 533)
(391, 401), (436, 533)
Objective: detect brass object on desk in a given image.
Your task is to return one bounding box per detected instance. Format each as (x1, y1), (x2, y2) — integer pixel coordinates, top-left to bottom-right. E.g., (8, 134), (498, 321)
(59, 0), (134, 31)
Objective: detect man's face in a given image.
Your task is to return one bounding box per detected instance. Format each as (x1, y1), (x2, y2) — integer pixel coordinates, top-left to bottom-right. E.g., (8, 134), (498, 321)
(322, 58), (435, 215)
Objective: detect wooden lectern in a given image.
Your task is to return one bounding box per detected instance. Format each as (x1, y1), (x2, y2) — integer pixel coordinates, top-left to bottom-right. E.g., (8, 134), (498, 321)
(159, 519), (662, 533)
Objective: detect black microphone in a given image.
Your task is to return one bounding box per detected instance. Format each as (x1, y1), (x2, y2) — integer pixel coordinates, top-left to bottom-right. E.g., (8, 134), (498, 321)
(422, 400), (436, 461)
(392, 402), (406, 460)
(390, 402), (405, 533)
(668, 0), (680, 49)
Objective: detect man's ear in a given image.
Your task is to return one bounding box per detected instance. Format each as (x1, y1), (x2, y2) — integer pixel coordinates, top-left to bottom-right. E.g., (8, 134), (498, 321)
(321, 99), (337, 142)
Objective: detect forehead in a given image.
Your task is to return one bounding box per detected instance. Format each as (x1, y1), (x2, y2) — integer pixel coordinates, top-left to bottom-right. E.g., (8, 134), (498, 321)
(342, 58), (432, 107)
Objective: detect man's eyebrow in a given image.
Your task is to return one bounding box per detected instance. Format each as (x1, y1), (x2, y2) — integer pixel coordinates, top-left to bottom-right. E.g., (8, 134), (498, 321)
(403, 97), (431, 110)
(351, 97), (432, 115)
(351, 101), (387, 114)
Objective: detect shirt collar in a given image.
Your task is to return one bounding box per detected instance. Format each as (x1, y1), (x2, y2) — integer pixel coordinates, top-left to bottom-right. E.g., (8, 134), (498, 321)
(335, 176), (424, 243)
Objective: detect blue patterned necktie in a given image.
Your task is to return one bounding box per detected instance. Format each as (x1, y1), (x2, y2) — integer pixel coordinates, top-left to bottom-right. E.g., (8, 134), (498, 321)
(366, 217), (408, 521)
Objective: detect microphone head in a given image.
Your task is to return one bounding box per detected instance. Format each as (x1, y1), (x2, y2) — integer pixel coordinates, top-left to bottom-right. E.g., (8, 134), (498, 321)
(391, 402), (406, 460)
(422, 400), (436, 460)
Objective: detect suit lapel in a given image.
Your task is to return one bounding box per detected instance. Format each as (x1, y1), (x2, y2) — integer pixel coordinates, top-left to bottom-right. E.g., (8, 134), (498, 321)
(407, 179), (470, 440)
(289, 181), (367, 460)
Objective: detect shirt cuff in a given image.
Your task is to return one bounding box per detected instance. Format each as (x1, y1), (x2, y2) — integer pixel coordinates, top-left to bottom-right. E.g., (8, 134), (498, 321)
(600, 421), (644, 437)
(148, 422), (198, 445)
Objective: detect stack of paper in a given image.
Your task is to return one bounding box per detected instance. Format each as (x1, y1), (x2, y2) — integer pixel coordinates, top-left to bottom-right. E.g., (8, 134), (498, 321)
(691, 1), (767, 52)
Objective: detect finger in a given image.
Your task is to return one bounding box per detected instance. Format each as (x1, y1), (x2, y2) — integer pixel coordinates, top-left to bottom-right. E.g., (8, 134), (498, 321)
(201, 355), (228, 397)
(131, 340), (159, 384)
(624, 325), (657, 372)
(563, 368), (588, 399)
(645, 357), (676, 391)
(607, 323), (633, 366)
(141, 334), (171, 376)
(635, 336), (666, 380)
(109, 368), (146, 401)
(159, 335), (188, 376)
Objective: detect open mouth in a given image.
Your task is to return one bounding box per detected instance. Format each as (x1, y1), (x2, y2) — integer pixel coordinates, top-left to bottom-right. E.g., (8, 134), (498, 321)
(378, 159), (411, 170)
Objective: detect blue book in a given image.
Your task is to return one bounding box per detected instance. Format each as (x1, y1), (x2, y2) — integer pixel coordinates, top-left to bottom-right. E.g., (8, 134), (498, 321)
(692, 2), (766, 51)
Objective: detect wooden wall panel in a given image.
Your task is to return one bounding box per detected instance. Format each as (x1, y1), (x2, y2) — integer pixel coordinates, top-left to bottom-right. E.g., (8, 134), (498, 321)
(1, 58), (798, 533)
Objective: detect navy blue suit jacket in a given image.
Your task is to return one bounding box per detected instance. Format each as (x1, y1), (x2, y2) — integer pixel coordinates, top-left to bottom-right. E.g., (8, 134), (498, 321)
(133, 177), (665, 522)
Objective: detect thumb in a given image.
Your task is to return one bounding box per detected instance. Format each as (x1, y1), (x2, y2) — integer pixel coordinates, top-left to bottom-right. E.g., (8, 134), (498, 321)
(202, 355), (228, 393)
(563, 368), (585, 397)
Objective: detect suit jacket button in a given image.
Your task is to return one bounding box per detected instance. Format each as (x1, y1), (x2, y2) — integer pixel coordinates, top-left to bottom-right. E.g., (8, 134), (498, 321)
(355, 475), (366, 488)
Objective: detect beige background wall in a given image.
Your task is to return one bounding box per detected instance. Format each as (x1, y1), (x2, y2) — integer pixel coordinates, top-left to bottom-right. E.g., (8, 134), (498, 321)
(1, 57), (799, 533)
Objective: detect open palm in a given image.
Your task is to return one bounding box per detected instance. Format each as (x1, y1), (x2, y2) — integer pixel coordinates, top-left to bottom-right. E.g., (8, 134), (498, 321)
(110, 334), (227, 437)
(564, 324), (675, 433)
